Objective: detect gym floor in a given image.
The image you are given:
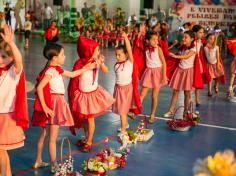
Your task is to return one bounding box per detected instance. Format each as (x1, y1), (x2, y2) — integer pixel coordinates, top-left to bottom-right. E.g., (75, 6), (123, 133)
(10, 35), (236, 176)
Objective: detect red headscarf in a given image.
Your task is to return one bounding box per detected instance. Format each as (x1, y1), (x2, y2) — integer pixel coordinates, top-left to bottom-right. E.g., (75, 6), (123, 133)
(68, 35), (99, 131)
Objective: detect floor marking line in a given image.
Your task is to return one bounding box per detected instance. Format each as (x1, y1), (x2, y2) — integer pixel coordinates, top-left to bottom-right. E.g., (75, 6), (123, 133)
(140, 114), (236, 131)
(27, 97), (35, 101)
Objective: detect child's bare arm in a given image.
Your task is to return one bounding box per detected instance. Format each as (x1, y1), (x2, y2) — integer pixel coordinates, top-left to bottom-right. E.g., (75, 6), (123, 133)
(37, 75), (54, 117)
(123, 32), (133, 62)
(1, 25), (22, 74)
(63, 62), (96, 78)
(170, 50), (195, 60)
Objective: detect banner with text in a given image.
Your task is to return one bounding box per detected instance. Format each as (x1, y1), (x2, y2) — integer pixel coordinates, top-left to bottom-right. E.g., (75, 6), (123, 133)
(180, 4), (236, 29)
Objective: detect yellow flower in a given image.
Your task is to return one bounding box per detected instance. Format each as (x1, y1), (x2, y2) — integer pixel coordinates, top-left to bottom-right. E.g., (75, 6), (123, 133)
(207, 150), (236, 176)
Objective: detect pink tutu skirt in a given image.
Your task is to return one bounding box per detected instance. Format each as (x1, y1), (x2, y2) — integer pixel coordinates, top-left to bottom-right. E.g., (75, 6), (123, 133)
(32, 94), (74, 127)
(0, 113), (25, 150)
(72, 86), (115, 118)
(231, 60), (236, 74)
(208, 63), (224, 79)
(112, 83), (134, 115)
(141, 67), (166, 88)
(169, 67), (194, 91)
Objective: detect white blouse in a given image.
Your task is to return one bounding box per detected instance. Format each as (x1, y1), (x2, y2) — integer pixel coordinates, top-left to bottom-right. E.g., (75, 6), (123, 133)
(0, 65), (22, 113)
(45, 67), (65, 94)
(204, 46), (218, 65)
(115, 60), (133, 86)
(146, 48), (163, 68)
(179, 47), (196, 69)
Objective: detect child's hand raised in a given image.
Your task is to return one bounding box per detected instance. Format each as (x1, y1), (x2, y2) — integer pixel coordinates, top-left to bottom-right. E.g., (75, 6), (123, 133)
(98, 54), (105, 63)
(0, 25), (14, 44)
(122, 32), (128, 39)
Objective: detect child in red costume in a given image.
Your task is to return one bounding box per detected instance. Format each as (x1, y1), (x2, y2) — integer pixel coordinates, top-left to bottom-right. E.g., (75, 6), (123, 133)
(0, 25), (28, 176)
(204, 33), (226, 96)
(192, 25), (207, 107)
(164, 30), (202, 118)
(44, 21), (59, 43)
(140, 31), (167, 123)
(112, 32), (142, 134)
(132, 23), (146, 79)
(68, 36), (114, 152)
(31, 43), (95, 172)
(225, 38), (236, 97)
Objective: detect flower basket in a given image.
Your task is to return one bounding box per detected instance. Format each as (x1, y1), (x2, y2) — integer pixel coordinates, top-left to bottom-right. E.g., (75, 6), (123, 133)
(54, 137), (82, 176)
(136, 116), (154, 142)
(167, 103), (199, 132)
(83, 143), (127, 175)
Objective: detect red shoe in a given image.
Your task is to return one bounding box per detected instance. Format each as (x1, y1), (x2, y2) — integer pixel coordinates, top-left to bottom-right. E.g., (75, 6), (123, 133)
(81, 143), (92, 153)
(76, 138), (87, 147)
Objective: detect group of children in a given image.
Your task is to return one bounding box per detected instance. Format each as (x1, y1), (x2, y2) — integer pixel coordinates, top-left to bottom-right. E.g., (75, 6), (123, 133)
(0, 21), (236, 175)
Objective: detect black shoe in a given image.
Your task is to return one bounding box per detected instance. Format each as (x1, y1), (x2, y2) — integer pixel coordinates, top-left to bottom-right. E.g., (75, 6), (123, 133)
(196, 103), (201, 107)
(208, 92), (212, 97)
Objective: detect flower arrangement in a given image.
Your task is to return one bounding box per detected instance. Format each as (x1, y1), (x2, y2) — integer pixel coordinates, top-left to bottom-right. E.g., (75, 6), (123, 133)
(76, 17), (84, 31)
(167, 105), (201, 131)
(83, 148), (128, 175)
(136, 118), (154, 142)
(193, 150), (236, 176)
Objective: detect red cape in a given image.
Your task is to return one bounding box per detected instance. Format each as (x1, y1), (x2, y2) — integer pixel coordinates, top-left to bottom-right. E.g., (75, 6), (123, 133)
(159, 39), (169, 61)
(68, 35), (100, 134)
(224, 38), (236, 56)
(32, 66), (63, 127)
(15, 70), (29, 129)
(67, 58), (87, 131)
(132, 34), (146, 79)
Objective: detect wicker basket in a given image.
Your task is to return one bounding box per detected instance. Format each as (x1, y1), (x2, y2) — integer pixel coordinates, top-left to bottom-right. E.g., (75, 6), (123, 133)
(167, 104), (195, 132)
(54, 137), (82, 176)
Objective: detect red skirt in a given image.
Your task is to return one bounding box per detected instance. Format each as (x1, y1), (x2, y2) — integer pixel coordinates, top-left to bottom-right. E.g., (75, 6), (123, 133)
(169, 67), (194, 91)
(32, 94), (74, 127)
(231, 60), (236, 74)
(208, 63), (224, 79)
(72, 86), (114, 118)
(112, 83), (134, 115)
(0, 112), (25, 150)
(141, 67), (166, 88)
